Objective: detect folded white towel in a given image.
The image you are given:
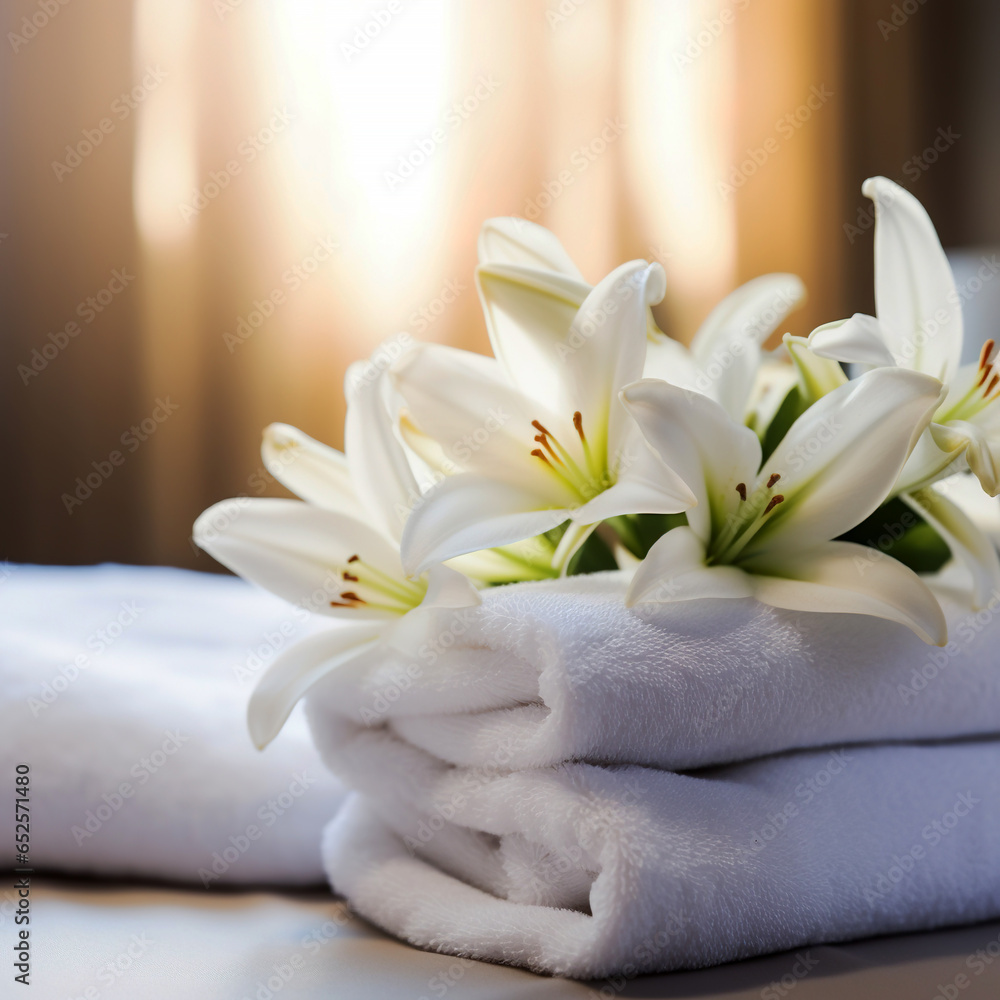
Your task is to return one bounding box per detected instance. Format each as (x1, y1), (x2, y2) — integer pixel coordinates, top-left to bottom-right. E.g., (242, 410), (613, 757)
(318, 728), (1000, 977)
(309, 570), (1000, 772)
(1, 564), (344, 885)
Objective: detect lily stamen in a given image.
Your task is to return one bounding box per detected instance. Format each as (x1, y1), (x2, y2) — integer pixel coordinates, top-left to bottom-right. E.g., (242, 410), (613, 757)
(335, 554), (427, 612)
(528, 413), (603, 497)
(979, 338), (995, 371)
(710, 471), (785, 564)
(534, 434), (564, 465)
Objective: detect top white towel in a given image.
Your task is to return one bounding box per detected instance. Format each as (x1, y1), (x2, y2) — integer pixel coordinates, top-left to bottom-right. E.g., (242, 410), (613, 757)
(313, 569), (1000, 772)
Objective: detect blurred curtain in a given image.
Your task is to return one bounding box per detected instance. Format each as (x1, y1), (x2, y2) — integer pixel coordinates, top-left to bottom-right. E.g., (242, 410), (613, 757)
(1, 0), (992, 570)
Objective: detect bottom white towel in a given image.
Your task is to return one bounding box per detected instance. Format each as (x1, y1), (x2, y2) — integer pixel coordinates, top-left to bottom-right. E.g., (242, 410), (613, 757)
(319, 728), (1000, 978)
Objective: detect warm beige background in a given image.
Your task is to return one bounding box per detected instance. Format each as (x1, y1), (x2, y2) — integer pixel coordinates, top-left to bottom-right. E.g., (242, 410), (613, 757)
(1, 0), (995, 569)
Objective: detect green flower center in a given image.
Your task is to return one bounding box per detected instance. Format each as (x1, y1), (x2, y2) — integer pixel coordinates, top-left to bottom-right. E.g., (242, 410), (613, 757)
(707, 473), (786, 565)
(529, 411), (613, 503)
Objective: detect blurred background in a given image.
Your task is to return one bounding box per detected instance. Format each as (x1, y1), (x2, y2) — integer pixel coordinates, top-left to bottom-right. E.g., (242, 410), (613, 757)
(3, 0), (999, 570)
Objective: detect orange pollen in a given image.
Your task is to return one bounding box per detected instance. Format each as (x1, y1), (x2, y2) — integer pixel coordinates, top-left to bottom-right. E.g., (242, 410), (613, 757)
(347, 554), (360, 564)
(980, 338), (996, 370)
(764, 494), (785, 515)
(977, 364), (993, 389)
(573, 411), (586, 441)
(535, 435), (562, 463)
(339, 591), (363, 603)
(531, 419), (551, 437)
(531, 448), (552, 466)
(342, 572), (358, 582)
(735, 483), (747, 502)
(988, 374), (1000, 397)
(766, 473), (781, 488)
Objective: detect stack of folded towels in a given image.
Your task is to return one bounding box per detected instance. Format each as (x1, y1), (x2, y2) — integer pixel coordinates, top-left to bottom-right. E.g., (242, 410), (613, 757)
(306, 569), (1000, 978)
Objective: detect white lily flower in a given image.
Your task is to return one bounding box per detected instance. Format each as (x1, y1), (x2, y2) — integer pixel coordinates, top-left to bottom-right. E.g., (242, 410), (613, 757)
(620, 367), (949, 645)
(393, 258), (697, 576)
(193, 359), (481, 750)
(806, 177), (1000, 606)
(478, 218), (805, 423)
(808, 177), (998, 492)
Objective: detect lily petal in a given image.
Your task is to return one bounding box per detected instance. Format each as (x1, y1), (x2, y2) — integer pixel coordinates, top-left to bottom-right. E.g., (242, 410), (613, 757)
(625, 526), (754, 606)
(751, 367), (945, 554)
(808, 314), (897, 368)
(689, 273), (806, 420)
(419, 562), (483, 610)
(476, 263), (591, 404)
(895, 422), (970, 495)
(570, 426), (696, 523)
(863, 176), (963, 383)
(248, 623), (382, 749)
(742, 539), (948, 646)
(345, 351), (422, 543)
(946, 418), (1000, 497)
(477, 217), (585, 279)
(642, 333), (701, 388)
(902, 485), (1000, 609)
(391, 342), (567, 499)
(400, 474), (567, 576)
(562, 261), (667, 462)
(620, 378), (761, 544)
(193, 498), (403, 619)
(261, 423), (366, 520)
(784, 333), (848, 401)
